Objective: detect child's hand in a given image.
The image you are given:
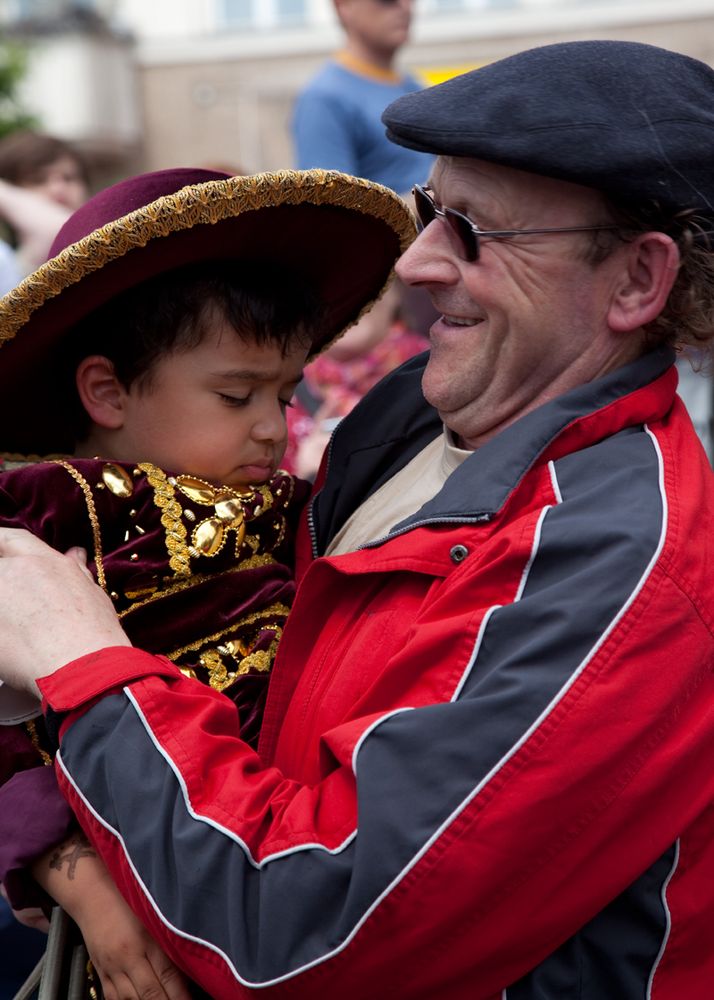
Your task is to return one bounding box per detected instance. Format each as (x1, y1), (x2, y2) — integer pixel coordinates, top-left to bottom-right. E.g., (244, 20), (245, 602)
(75, 887), (190, 1000)
(32, 829), (191, 1000)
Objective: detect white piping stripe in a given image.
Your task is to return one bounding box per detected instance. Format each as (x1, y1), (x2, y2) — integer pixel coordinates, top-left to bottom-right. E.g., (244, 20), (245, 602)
(514, 506), (551, 604)
(350, 706), (415, 770)
(59, 702), (420, 990)
(62, 425), (670, 989)
(646, 839), (680, 999)
(123, 687), (359, 868)
(55, 748), (251, 987)
(451, 604), (501, 702)
(548, 459), (563, 505)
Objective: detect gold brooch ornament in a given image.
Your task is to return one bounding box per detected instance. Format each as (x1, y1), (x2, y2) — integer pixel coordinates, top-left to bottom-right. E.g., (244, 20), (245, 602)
(174, 474), (252, 558)
(101, 462), (134, 498)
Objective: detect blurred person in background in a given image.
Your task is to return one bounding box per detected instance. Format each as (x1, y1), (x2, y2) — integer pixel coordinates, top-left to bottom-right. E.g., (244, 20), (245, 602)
(676, 353), (713, 462)
(283, 283), (428, 479)
(0, 130), (90, 275)
(292, 0), (432, 197)
(0, 238), (20, 296)
(292, 0), (437, 349)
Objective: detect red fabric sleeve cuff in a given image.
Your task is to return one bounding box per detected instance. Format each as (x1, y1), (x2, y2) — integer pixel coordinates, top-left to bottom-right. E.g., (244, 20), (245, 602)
(37, 646), (180, 712)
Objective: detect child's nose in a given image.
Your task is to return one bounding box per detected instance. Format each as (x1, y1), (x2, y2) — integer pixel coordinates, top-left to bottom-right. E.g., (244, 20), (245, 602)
(252, 405), (287, 442)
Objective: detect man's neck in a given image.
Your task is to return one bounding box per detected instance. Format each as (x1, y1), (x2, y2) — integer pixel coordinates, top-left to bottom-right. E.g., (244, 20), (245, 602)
(341, 37), (398, 75)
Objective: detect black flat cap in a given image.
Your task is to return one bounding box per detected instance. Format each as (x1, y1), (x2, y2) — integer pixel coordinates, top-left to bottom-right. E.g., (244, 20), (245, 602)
(383, 40), (714, 218)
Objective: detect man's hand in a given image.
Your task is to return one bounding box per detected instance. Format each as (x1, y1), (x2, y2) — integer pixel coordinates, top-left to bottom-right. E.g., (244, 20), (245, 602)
(0, 528), (131, 694)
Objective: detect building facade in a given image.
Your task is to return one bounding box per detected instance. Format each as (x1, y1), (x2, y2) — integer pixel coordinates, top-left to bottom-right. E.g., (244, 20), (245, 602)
(1, 0), (713, 179)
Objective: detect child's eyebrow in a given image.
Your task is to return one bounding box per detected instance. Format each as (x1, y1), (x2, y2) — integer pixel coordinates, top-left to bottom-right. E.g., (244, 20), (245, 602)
(210, 368), (301, 382)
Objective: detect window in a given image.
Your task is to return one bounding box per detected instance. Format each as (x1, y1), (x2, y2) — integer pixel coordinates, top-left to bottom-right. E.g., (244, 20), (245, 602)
(221, 0), (252, 27)
(276, 0), (306, 22)
(218, 0), (307, 29)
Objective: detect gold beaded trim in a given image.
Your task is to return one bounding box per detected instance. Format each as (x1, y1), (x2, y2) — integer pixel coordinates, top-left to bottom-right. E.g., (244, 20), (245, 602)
(52, 459), (108, 591)
(138, 462), (192, 576)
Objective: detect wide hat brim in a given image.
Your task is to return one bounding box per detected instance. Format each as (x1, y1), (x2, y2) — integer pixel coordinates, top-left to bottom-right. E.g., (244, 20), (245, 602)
(0, 167), (416, 458)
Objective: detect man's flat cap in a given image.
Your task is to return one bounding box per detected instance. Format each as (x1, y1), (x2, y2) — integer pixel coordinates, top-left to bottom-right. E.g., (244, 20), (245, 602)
(383, 40), (714, 217)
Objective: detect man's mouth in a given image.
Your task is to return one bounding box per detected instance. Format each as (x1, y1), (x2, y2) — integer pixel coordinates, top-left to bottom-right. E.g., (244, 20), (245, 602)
(441, 314), (485, 327)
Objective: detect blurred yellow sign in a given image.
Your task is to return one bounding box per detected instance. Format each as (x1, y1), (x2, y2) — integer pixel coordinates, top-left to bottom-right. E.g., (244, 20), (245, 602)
(415, 63), (489, 86)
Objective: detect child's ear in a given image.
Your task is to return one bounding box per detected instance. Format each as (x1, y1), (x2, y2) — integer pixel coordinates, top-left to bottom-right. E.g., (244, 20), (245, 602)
(75, 355), (127, 430)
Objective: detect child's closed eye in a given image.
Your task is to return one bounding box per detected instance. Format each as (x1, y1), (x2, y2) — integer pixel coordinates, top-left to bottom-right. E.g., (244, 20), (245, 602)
(218, 393), (249, 407)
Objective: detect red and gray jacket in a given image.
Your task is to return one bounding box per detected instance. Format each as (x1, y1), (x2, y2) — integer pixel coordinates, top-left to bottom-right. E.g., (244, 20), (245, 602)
(40, 346), (714, 999)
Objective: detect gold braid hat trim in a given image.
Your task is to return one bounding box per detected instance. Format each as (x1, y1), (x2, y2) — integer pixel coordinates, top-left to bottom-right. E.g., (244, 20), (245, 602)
(52, 459), (108, 591)
(0, 169), (417, 349)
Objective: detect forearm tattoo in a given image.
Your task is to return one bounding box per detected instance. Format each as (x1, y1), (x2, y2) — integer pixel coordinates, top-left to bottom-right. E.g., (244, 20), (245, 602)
(48, 832), (96, 880)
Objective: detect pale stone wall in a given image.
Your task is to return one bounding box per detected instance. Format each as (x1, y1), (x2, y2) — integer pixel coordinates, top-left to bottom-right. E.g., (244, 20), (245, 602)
(135, 9), (714, 175)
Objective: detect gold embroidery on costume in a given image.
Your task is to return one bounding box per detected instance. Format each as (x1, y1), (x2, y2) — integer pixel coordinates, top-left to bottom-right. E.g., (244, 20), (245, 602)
(37, 460), (296, 689)
(174, 474), (251, 557)
(138, 465), (272, 573)
(116, 558), (279, 618)
(52, 460), (108, 592)
(198, 624), (282, 693)
(138, 462), (192, 575)
(164, 602), (291, 662)
(24, 719), (52, 766)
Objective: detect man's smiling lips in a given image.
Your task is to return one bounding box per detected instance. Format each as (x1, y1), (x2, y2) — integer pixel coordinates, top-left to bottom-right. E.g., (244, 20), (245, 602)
(442, 314), (484, 327)
(432, 312), (487, 336)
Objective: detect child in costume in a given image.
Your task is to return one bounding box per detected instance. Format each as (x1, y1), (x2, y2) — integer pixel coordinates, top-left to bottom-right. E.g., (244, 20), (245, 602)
(0, 166), (414, 997)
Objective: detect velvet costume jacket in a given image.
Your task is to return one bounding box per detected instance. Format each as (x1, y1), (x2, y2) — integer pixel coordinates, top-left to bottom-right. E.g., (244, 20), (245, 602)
(0, 459), (306, 906)
(34, 348), (714, 998)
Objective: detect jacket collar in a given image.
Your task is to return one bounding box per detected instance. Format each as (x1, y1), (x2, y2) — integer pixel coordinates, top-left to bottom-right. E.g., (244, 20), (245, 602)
(312, 347), (677, 551)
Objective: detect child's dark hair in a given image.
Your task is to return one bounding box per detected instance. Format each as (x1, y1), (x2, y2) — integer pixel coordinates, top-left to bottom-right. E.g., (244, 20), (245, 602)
(62, 259), (327, 445)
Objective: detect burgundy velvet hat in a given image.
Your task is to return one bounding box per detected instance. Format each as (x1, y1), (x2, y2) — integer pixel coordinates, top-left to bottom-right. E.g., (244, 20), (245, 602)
(0, 167), (416, 457)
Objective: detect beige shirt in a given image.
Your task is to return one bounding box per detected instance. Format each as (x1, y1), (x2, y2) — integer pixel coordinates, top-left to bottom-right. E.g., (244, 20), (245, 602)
(326, 428), (472, 556)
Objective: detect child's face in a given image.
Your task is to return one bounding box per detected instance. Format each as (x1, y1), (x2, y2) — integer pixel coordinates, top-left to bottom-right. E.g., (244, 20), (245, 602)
(102, 321), (308, 489)
(21, 155), (88, 211)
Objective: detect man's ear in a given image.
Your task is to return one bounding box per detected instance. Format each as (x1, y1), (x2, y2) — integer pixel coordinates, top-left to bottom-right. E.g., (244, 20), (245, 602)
(607, 232), (680, 333)
(75, 355), (127, 430)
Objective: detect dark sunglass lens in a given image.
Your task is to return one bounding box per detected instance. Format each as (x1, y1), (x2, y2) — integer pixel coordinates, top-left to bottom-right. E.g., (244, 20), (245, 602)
(413, 186), (436, 230)
(445, 209), (478, 261)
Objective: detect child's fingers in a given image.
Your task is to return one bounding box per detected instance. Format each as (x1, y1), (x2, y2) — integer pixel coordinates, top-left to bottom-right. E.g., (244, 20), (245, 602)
(146, 951), (193, 1000)
(95, 958), (181, 1000)
(95, 952), (191, 1000)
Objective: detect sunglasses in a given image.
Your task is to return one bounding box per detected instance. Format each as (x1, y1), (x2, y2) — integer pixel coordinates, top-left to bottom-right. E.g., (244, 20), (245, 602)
(413, 184), (620, 262)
